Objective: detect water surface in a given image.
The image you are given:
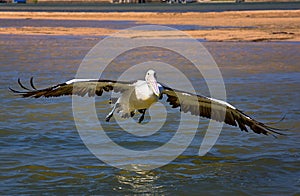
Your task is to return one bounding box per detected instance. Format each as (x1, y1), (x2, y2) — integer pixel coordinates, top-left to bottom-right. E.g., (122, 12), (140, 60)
(0, 34), (299, 195)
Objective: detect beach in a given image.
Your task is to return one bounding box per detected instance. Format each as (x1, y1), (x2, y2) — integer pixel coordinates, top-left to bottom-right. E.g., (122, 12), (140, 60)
(0, 10), (300, 41)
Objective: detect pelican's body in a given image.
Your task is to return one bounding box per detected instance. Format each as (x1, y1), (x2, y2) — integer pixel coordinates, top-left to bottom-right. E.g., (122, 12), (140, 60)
(105, 70), (161, 122)
(131, 80), (159, 109)
(10, 69), (284, 136)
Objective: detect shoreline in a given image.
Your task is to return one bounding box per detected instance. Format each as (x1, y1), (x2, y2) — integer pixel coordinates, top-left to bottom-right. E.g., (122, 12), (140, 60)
(0, 10), (299, 41)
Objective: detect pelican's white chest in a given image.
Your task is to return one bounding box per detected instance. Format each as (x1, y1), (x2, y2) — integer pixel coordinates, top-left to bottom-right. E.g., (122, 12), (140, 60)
(134, 81), (152, 100)
(132, 80), (158, 109)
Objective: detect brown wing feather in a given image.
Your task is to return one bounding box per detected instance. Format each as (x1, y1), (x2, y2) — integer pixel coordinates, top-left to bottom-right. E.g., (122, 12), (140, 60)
(10, 78), (134, 98)
(161, 86), (284, 136)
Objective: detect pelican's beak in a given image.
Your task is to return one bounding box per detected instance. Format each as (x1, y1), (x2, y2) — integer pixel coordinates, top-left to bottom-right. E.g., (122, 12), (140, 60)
(148, 76), (160, 97)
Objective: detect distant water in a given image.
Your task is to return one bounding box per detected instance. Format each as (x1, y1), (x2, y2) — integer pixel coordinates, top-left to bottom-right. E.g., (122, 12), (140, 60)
(0, 18), (254, 32)
(1, 2), (300, 13)
(1, 34), (299, 195)
(0, 19), (139, 29)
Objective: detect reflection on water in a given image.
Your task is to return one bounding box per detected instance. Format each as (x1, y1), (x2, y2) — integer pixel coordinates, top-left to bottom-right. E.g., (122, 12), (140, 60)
(115, 170), (164, 194)
(1, 34), (300, 195)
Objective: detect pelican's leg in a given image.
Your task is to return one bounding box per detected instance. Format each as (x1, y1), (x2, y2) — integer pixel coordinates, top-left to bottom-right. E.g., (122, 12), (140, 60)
(105, 102), (120, 122)
(138, 109), (146, 123)
(130, 111), (135, 117)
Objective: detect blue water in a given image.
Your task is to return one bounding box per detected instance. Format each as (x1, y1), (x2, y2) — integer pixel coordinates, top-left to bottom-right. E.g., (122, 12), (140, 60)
(1, 35), (299, 195)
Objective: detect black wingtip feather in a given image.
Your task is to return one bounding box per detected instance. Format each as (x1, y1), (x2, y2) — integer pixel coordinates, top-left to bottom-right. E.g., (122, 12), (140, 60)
(265, 126), (287, 136)
(9, 87), (24, 94)
(18, 78), (32, 91)
(30, 77), (37, 90)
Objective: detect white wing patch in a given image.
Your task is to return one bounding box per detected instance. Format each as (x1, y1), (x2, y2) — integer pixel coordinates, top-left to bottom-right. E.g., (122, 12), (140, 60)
(65, 79), (97, 85)
(181, 92), (192, 96)
(208, 97), (236, 110)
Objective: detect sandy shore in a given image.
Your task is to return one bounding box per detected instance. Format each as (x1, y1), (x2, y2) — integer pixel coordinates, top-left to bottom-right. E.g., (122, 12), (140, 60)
(1, 10), (300, 41)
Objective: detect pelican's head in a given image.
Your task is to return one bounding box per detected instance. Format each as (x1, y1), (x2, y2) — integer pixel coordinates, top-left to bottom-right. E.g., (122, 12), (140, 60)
(145, 69), (160, 97)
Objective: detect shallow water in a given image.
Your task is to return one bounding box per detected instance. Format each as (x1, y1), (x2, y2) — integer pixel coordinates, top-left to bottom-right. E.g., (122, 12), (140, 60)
(0, 18), (255, 32)
(1, 34), (299, 195)
(0, 19), (139, 29)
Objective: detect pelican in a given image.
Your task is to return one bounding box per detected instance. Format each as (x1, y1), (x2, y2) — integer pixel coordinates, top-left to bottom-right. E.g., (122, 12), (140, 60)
(10, 69), (284, 136)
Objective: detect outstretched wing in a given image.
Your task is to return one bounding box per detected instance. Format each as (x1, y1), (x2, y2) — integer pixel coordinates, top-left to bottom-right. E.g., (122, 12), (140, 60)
(161, 85), (284, 136)
(9, 78), (135, 98)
